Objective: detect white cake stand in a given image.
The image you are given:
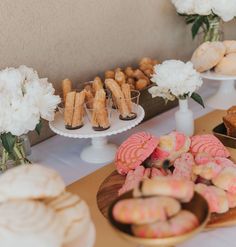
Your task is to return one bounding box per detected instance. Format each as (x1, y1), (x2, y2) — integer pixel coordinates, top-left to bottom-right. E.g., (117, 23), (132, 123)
(201, 71), (236, 110)
(49, 105), (145, 164)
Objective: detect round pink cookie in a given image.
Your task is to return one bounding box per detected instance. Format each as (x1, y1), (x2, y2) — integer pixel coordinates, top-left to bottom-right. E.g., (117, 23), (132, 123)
(115, 132), (158, 175)
(191, 135), (230, 158)
(195, 152), (214, 165)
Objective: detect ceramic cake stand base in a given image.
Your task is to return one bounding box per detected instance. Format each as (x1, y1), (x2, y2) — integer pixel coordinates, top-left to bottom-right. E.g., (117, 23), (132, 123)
(49, 105), (145, 164)
(80, 137), (117, 164)
(201, 71), (236, 110)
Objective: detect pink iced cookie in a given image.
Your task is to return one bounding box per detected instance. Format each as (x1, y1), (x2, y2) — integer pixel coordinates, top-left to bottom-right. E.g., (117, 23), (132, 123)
(132, 210), (199, 238)
(195, 152), (214, 165)
(151, 132), (191, 167)
(195, 183), (228, 213)
(173, 153), (196, 181)
(118, 166), (167, 196)
(113, 197), (181, 225)
(191, 135), (230, 158)
(214, 157), (236, 168)
(226, 192), (236, 208)
(212, 167), (236, 193)
(115, 132), (158, 175)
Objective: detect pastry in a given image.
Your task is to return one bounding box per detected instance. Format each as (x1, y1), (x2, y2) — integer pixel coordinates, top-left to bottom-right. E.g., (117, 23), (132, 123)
(151, 132), (191, 167)
(126, 77), (136, 90)
(62, 78), (72, 102)
(0, 200), (64, 247)
(105, 70), (115, 79)
(64, 91), (76, 128)
(118, 166), (167, 196)
(212, 167), (236, 193)
(92, 76), (103, 93)
(71, 91), (85, 129)
(132, 210), (199, 238)
(113, 197), (181, 225)
(195, 183), (229, 213)
(226, 192), (236, 208)
(0, 165), (65, 202)
(223, 114), (236, 137)
(45, 192), (91, 244)
(223, 40), (236, 55)
(191, 41), (226, 72)
(227, 105), (236, 115)
(84, 86), (94, 109)
(215, 53), (236, 75)
(121, 83), (132, 112)
(190, 134), (230, 158)
(91, 89), (110, 131)
(136, 78), (148, 90)
(115, 132), (158, 175)
(105, 79), (135, 120)
(133, 176), (194, 203)
(193, 161), (222, 180)
(124, 67), (135, 78)
(115, 71), (126, 86)
(133, 69), (150, 83)
(194, 152), (214, 165)
(173, 153), (197, 181)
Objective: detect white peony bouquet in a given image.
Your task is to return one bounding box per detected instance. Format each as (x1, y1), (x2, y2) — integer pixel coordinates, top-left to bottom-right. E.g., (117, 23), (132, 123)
(171, 0), (236, 41)
(149, 60), (204, 106)
(0, 65), (60, 169)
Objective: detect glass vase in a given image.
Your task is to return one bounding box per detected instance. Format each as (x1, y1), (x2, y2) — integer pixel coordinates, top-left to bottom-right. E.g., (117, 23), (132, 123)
(175, 98), (194, 136)
(0, 135), (31, 171)
(203, 16), (223, 42)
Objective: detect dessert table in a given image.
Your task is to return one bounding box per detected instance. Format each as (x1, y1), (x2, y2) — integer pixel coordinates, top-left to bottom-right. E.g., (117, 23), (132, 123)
(29, 83), (236, 246)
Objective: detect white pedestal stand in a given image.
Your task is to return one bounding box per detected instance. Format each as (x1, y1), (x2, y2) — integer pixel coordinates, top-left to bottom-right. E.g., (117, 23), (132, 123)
(201, 71), (236, 110)
(49, 105), (145, 164)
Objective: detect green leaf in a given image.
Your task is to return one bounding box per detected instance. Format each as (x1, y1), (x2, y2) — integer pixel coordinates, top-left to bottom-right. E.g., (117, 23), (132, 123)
(0, 133), (16, 155)
(35, 119), (43, 135)
(191, 16), (204, 39)
(191, 92), (205, 108)
(203, 16), (210, 31)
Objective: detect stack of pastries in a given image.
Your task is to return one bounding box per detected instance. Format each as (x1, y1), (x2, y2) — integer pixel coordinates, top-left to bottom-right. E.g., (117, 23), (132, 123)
(191, 40), (236, 75)
(115, 131), (236, 216)
(223, 106), (236, 137)
(113, 177), (199, 238)
(0, 164), (95, 247)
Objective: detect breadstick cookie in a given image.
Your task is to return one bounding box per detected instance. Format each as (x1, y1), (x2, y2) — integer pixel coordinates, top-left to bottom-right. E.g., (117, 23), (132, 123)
(91, 89), (110, 131)
(121, 83), (132, 112)
(105, 79), (136, 120)
(115, 71), (126, 86)
(84, 87), (94, 109)
(92, 76), (103, 93)
(132, 210), (199, 238)
(64, 91), (76, 129)
(105, 70), (115, 79)
(113, 197), (181, 225)
(124, 67), (134, 78)
(62, 79), (72, 102)
(133, 176), (194, 203)
(72, 91), (85, 129)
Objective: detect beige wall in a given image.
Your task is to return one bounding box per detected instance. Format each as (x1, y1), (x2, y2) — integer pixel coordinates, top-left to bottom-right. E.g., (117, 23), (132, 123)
(0, 0), (235, 143)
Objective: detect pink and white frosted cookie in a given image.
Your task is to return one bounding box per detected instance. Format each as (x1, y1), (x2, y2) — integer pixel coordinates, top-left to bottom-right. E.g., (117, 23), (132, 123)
(212, 167), (236, 193)
(132, 210), (199, 238)
(214, 157), (236, 169)
(190, 134), (230, 158)
(151, 132), (191, 167)
(173, 153), (196, 181)
(226, 192), (236, 208)
(113, 197), (181, 225)
(195, 183), (229, 214)
(195, 152), (214, 165)
(115, 132), (158, 175)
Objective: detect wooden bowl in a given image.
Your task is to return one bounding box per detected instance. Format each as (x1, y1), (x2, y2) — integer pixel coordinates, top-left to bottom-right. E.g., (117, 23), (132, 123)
(108, 191), (210, 247)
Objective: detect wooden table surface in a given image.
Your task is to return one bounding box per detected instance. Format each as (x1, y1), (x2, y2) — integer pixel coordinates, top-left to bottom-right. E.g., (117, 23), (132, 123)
(67, 110), (234, 247)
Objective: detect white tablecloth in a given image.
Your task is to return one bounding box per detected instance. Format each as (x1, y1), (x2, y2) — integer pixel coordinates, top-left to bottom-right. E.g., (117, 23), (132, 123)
(30, 81), (236, 247)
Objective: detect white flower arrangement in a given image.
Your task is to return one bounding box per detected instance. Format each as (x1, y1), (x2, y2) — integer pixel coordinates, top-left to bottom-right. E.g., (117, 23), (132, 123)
(149, 60), (204, 106)
(171, 0), (236, 41)
(0, 65), (60, 169)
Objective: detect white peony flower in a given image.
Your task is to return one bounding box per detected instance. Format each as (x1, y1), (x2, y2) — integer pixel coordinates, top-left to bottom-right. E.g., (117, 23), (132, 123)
(171, 0), (195, 14)
(211, 0), (236, 21)
(194, 0), (212, 15)
(0, 66), (60, 136)
(150, 60), (203, 100)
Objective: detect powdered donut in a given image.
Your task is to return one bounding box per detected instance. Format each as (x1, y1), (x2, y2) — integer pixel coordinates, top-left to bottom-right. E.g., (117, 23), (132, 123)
(115, 132), (158, 175)
(0, 164), (65, 202)
(191, 41), (226, 72)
